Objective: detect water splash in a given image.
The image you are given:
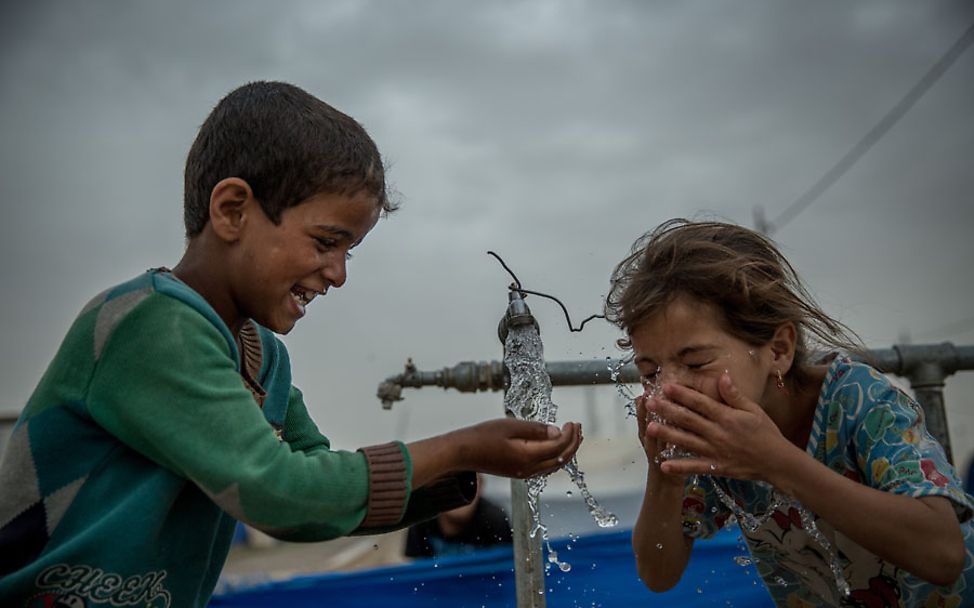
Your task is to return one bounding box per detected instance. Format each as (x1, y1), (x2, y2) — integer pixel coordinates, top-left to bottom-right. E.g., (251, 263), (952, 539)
(708, 467), (850, 598)
(608, 359), (692, 461)
(608, 356), (638, 417)
(798, 501), (850, 599)
(504, 323), (618, 572)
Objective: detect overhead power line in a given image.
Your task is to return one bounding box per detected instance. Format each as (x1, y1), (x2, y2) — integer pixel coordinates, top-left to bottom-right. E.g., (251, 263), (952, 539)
(759, 19), (974, 235)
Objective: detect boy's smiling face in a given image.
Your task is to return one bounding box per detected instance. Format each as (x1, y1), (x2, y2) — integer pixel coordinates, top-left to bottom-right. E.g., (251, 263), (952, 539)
(230, 189), (380, 334)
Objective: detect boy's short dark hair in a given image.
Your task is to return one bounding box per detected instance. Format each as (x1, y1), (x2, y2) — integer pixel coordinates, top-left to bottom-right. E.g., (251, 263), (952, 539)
(183, 81), (396, 237)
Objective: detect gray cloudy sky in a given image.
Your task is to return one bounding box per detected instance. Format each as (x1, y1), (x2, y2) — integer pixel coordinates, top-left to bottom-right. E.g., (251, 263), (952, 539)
(2, 1), (973, 484)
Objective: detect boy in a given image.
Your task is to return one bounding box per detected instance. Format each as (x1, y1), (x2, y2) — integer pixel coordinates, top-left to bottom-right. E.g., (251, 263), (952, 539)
(0, 81), (581, 607)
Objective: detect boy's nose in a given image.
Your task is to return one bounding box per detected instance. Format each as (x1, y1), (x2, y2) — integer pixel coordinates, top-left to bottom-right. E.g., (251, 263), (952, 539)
(321, 257), (347, 288)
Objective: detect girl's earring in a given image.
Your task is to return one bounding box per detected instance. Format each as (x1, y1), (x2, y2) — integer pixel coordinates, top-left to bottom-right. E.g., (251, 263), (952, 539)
(775, 368), (785, 390)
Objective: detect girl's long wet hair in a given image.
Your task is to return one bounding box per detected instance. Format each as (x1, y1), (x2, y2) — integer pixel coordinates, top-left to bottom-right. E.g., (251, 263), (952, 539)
(604, 219), (864, 389)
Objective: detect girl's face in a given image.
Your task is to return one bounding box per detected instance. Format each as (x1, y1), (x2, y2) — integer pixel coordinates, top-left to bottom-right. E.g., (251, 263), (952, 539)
(628, 294), (777, 407)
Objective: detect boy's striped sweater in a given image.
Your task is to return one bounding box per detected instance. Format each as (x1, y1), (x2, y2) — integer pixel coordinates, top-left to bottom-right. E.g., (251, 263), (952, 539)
(0, 270), (472, 607)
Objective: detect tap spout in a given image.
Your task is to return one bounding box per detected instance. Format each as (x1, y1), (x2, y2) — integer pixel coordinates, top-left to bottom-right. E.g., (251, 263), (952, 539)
(498, 287), (539, 344)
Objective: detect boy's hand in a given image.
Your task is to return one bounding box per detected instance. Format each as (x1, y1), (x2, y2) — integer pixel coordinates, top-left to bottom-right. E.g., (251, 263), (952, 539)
(457, 419), (582, 479)
(408, 419), (582, 489)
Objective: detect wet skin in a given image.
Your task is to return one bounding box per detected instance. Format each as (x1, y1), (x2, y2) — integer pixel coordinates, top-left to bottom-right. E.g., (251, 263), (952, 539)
(628, 294), (818, 478)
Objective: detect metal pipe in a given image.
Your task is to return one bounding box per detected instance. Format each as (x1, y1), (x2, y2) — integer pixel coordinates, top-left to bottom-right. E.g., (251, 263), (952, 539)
(376, 359), (639, 408)
(510, 477), (544, 608)
(378, 344), (974, 462)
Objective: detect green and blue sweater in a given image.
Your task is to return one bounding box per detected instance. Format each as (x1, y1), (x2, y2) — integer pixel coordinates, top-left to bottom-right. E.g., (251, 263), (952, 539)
(0, 270), (473, 607)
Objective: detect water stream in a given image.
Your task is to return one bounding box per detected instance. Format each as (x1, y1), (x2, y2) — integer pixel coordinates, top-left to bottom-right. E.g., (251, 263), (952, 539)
(503, 323), (618, 572)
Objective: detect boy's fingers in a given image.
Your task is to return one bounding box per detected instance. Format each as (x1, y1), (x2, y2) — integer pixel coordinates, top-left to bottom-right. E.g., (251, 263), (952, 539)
(534, 423), (582, 470)
(551, 422), (581, 455)
(514, 420), (582, 441)
(522, 422), (585, 476)
(533, 436), (580, 475)
(507, 419), (562, 441)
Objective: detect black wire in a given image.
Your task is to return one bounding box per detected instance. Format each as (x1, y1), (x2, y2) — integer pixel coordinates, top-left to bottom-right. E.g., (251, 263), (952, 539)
(487, 250), (522, 289)
(514, 288), (605, 333)
(487, 251), (605, 333)
(767, 19), (974, 235)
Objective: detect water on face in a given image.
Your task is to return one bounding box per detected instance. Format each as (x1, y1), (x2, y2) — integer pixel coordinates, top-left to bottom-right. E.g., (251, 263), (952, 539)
(503, 324), (618, 572)
(609, 358), (692, 462)
(611, 356), (850, 600)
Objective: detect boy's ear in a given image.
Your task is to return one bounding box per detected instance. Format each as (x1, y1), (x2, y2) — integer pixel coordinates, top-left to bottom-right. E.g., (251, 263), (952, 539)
(208, 178), (254, 242)
(769, 321), (798, 373)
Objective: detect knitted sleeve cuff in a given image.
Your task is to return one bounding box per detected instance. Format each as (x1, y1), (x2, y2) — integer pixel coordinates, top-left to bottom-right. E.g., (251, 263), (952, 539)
(358, 442), (409, 528)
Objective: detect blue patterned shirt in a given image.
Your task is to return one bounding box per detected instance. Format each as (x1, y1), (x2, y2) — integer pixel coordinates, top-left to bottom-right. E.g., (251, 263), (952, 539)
(681, 355), (974, 607)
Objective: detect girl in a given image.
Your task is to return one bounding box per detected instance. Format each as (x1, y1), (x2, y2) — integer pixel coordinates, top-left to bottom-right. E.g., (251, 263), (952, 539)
(605, 219), (973, 607)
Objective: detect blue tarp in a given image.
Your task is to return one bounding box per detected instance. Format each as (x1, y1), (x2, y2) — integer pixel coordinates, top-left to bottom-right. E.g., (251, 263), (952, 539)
(210, 527), (773, 607)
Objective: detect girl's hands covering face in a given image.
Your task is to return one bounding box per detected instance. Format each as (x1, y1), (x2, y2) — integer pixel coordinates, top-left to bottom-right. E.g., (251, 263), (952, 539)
(644, 373), (790, 481)
(636, 394), (689, 487)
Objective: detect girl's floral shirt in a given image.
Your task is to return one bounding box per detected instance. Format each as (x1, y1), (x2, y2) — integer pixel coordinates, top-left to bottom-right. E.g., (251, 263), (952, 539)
(682, 355), (974, 608)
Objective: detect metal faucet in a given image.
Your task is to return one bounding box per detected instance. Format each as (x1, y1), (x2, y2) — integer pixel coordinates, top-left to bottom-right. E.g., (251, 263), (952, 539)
(497, 287), (539, 345)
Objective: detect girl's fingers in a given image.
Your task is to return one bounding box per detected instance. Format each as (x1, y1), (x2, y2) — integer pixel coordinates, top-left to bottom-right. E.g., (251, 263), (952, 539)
(717, 372), (761, 412)
(661, 383), (723, 420)
(635, 395), (649, 439)
(645, 420), (710, 456)
(659, 457), (721, 477)
(646, 396), (714, 438)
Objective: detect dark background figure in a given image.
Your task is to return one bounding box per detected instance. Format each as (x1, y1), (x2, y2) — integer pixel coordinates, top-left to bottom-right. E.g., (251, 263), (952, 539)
(405, 475), (513, 558)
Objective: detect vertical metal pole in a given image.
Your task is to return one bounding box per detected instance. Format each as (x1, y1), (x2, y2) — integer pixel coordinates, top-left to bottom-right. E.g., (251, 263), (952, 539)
(906, 362), (954, 464)
(510, 476), (545, 607)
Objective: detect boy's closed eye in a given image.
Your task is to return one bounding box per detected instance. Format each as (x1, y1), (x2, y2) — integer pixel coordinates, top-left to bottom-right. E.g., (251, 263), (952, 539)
(313, 236), (337, 251)
(313, 236), (355, 260)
